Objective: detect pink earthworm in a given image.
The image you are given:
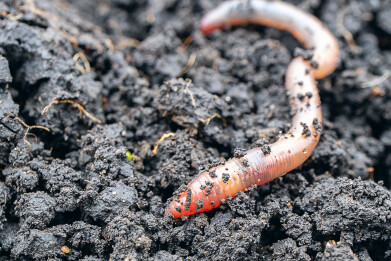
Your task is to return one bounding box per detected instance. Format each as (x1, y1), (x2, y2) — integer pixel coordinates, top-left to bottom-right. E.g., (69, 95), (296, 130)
(166, 0), (339, 219)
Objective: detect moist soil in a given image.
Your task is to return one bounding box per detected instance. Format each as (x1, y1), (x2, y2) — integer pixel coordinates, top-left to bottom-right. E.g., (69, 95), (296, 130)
(1, 0), (391, 260)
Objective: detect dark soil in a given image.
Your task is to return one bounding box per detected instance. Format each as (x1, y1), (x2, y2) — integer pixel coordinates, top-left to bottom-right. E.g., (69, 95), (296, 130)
(1, 0), (391, 260)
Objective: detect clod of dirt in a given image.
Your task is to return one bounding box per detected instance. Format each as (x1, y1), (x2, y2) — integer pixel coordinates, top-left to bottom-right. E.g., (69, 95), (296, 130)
(0, 183), (10, 230)
(270, 238), (311, 261)
(0, 56), (12, 83)
(16, 191), (56, 229)
(317, 242), (358, 261)
(155, 78), (231, 128)
(295, 177), (391, 244)
(84, 181), (138, 222)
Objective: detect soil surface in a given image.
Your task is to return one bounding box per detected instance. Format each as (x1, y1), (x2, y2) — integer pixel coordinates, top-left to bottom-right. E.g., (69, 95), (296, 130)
(1, 0), (391, 260)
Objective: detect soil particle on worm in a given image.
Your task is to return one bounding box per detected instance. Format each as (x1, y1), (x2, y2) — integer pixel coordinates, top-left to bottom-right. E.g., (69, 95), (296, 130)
(195, 199), (204, 210)
(0, 0), (391, 260)
(222, 173), (230, 183)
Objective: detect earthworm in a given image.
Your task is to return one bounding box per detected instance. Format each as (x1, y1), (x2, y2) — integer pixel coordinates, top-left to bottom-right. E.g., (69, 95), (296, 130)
(165, 0), (339, 219)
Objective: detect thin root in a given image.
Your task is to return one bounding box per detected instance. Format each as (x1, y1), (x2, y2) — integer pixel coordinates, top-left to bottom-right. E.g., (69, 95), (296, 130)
(152, 133), (176, 156)
(115, 38), (140, 50)
(179, 53), (197, 77)
(179, 35), (194, 51)
(360, 70), (391, 88)
(73, 52), (91, 74)
(105, 39), (115, 53)
(184, 79), (197, 109)
(42, 99), (102, 124)
(336, 9), (360, 52)
(14, 117), (50, 149)
(0, 10), (23, 20)
(199, 113), (227, 127)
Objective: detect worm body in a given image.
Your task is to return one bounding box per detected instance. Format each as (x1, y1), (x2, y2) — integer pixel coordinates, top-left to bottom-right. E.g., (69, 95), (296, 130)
(166, 0), (339, 219)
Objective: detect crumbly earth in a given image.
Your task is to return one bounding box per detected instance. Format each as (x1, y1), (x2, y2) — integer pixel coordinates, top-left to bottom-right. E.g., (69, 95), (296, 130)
(0, 0), (391, 260)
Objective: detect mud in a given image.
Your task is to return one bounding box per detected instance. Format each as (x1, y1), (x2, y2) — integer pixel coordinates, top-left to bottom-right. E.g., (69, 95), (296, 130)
(0, 0), (391, 260)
